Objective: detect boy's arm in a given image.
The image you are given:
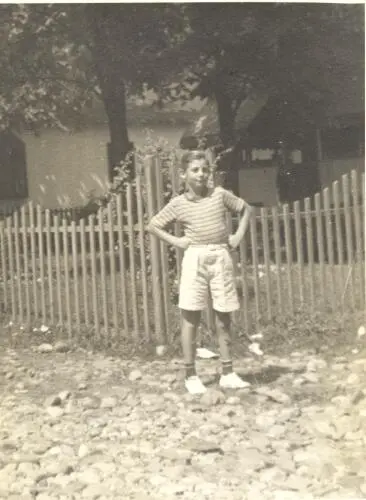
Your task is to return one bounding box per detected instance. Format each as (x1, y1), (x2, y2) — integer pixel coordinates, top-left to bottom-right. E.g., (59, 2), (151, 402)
(229, 204), (253, 249)
(221, 188), (254, 249)
(146, 199), (191, 250)
(147, 223), (190, 249)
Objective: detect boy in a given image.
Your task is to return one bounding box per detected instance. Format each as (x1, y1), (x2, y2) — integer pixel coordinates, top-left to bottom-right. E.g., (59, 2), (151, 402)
(147, 150), (253, 394)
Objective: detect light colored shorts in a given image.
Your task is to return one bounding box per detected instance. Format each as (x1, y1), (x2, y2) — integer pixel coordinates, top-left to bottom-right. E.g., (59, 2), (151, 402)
(179, 244), (240, 312)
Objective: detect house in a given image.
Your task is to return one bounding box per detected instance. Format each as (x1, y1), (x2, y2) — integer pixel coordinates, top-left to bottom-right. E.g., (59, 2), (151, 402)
(180, 61), (364, 207)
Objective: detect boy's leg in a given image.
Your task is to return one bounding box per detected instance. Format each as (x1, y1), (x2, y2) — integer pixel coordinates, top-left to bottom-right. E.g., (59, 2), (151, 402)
(181, 309), (206, 394)
(215, 310), (251, 389)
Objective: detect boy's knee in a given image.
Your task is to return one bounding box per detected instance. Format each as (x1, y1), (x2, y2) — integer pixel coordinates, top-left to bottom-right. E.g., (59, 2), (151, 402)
(215, 311), (231, 330)
(181, 309), (201, 327)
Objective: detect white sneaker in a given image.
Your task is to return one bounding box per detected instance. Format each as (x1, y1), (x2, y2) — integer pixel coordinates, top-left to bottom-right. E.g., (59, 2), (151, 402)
(185, 375), (207, 395)
(220, 372), (251, 389)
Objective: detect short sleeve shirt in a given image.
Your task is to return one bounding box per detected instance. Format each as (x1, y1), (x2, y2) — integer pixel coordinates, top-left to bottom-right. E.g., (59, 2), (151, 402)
(149, 186), (247, 245)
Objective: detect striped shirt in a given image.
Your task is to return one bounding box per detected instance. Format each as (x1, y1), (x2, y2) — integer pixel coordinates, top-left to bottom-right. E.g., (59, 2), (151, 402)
(149, 187), (247, 245)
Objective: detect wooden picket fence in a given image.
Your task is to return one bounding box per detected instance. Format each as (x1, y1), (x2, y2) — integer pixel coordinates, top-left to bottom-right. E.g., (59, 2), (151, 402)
(0, 157), (365, 345)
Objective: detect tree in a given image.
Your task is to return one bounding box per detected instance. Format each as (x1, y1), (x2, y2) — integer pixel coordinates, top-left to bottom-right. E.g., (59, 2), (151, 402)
(155, 3), (364, 151)
(0, 4), (96, 132)
(83, 4), (187, 169)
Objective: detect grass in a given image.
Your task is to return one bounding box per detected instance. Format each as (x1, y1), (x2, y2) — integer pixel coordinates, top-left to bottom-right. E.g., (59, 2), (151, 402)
(1, 251), (364, 361)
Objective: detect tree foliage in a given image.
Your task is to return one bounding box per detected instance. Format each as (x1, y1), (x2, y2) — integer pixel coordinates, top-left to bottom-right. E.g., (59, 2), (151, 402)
(0, 4), (95, 132)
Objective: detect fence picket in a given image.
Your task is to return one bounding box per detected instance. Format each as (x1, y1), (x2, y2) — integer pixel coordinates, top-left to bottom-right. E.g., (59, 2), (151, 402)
(116, 194), (129, 336)
(97, 207), (109, 340)
(342, 174), (356, 310)
(107, 201), (118, 333)
(282, 204), (294, 314)
(20, 206), (30, 326)
(53, 214), (63, 325)
(362, 172), (365, 242)
(135, 170), (150, 340)
(250, 213), (261, 325)
(0, 221), (8, 313)
(6, 217), (16, 321)
(304, 198), (315, 311)
(62, 217), (72, 338)
(332, 181), (345, 299)
(314, 194), (326, 308)
(37, 205), (46, 324)
(294, 201), (305, 306)
(261, 207), (272, 320)
(351, 170), (364, 307)
(323, 188), (337, 311)
(126, 183), (140, 339)
(88, 214), (100, 339)
(169, 159), (183, 280)
(13, 210), (23, 324)
(239, 231), (250, 334)
(45, 209), (54, 324)
(71, 220), (80, 331)
(271, 206), (283, 314)
(79, 218), (90, 326)
(155, 157), (171, 338)
(29, 203), (39, 318)
(145, 156), (166, 343)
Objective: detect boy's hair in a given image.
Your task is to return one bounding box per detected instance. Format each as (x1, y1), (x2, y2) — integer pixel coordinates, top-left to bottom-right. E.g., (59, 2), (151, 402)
(180, 150), (210, 173)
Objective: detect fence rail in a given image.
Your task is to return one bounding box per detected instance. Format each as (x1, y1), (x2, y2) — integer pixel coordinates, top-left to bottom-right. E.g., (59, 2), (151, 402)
(0, 160), (365, 344)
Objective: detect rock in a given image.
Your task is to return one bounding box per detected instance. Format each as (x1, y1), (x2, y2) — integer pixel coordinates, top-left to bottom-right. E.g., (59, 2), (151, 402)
(350, 389), (365, 405)
(46, 406), (64, 418)
(100, 397), (118, 409)
(360, 483), (366, 495)
(238, 447), (269, 471)
(347, 373), (360, 385)
(77, 468), (101, 485)
(255, 414), (276, 430)
(255, 387), (291, 404)
(306, 358), (327, 372)
(158, 447), (192, 463)
(200, 389), (225, 407)
(184, 437), (223, 454)
(80, 397), (100, 410)
(45, 395), (62, 407)
(226, 396), (241, 405)
(54, 341), (70, 353)
(156, 345), (167, 356)
(303, 373), (319, 384)
(128, 370), (142, 382)
(59, 390), (71, 402)
(37, 343), (53, 354)
(160, 373), (177, 384)
(78, 444), (90, 458)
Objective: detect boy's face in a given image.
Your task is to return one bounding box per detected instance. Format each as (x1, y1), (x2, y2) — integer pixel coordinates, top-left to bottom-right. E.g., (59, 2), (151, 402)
(182, 159), (210, 191)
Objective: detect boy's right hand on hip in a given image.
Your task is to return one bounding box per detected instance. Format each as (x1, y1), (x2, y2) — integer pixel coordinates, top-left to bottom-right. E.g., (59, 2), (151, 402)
(176, 236), (191, 250)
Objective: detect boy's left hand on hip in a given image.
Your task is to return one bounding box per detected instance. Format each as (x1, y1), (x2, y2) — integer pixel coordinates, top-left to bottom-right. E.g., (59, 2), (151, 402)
(228, 234), (240, 249)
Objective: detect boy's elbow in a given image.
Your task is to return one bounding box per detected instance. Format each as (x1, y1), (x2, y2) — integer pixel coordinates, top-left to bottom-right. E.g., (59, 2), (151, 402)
(247, 204), (254, 216)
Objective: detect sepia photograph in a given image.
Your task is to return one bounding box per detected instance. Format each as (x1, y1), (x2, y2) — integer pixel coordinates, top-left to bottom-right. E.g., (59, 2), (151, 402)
(0, 3), (365, 499)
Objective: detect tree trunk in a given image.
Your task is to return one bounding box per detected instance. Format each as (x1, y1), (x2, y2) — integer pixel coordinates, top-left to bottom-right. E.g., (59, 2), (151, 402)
(85, 6), (133, 178)
(214, 90), (242, 193)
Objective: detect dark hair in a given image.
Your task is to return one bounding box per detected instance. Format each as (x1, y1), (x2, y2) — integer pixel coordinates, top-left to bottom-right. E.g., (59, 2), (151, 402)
(180, 150), (210, 172)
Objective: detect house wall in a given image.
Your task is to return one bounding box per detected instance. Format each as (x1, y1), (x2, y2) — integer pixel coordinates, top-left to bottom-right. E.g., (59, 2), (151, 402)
(238, 166), (279, 206)
(238, 158), (364, 207)
(319, 157), (364, 189)
(22, 128), (111, 209)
